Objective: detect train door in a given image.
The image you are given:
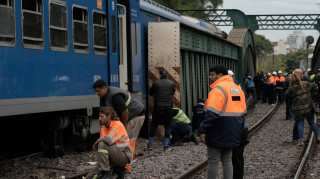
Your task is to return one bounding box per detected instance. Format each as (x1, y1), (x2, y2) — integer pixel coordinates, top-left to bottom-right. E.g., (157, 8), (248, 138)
(117, 4), (128, 90)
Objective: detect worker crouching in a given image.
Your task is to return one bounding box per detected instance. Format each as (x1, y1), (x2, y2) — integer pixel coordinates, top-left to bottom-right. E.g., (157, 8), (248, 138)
(86, 107), (131, 179)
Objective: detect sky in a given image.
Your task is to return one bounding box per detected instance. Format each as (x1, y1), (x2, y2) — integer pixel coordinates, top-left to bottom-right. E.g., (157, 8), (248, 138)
(218, 0), (320, 44)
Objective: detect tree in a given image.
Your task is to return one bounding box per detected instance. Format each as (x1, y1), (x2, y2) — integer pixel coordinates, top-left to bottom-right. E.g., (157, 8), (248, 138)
(153, 0), (223, 11)
(257, 54), (287, 73)
(285, 49), (314, 72)
(254, 34), (273, 60)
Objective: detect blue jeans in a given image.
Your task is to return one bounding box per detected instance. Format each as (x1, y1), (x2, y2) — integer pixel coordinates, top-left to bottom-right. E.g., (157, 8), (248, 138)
(296, 115), (320, 141)
(286, 103), (293, 120)
(149, 108), (173, 139)
(171, 121), (192, 143)
(247, 87), (257, 104)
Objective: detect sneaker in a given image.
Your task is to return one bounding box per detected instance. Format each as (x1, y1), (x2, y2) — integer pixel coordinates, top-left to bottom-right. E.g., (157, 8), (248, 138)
(297, 141), (304, 146)
(147, 145), (152, 151)
(191, 135), (199, 145)
(163, 147), (171, 151)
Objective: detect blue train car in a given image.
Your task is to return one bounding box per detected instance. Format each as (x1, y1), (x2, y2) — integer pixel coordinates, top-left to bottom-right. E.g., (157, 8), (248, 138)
(0, 0), (145, 156)
(0, 0), (254, 156)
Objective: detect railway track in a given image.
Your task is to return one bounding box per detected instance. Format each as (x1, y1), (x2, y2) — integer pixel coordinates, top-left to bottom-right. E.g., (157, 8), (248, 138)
(5, 103), (306, 178)
(177, 103), (280, 178)
(293, 114), (318, 179)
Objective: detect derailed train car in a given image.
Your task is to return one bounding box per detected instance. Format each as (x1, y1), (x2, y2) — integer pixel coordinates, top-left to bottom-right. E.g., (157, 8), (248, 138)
(0, 0), (255, 156)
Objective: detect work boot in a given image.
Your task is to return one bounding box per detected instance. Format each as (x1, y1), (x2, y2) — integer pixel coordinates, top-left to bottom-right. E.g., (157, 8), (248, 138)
(113, 166), (125, 179)
(317, 136), (320, 143)
(100, 171), (112, 179)
(163, 146), (171, 151)
(297, 141), (304, 147)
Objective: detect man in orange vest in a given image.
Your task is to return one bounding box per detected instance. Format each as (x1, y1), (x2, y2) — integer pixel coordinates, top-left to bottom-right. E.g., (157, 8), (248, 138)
(275, 70), (286, 103)
(268, 71), (277, 105)
(199, 65), (246, 178)
(86, 107), (131, 179)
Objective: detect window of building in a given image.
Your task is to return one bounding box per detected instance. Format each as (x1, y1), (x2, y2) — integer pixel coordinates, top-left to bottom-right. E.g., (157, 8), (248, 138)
(49, 1), (68, 51)
(93, 11), (107, 55)
(22, 0), (44, 49)
(73, 6), (88, 53)
(0, 0), (15, 46)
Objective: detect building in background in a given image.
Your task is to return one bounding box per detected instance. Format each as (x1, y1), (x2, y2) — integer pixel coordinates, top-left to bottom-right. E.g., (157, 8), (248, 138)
(273, 39), (289, 55)
(287, 31), (306, 52)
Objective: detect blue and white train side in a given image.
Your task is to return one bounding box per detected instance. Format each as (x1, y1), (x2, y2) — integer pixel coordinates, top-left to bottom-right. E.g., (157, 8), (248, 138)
(0, 0), (228, 155)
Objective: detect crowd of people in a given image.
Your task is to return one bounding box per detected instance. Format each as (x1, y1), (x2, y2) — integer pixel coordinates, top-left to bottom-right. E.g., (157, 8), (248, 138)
(86, 66), (320, 179)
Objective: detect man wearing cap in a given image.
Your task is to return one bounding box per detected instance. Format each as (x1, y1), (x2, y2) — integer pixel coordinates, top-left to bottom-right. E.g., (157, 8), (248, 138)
(147, 69), (176, 151)
(228, 70), (241, 89)
(275, 70), (285, 103)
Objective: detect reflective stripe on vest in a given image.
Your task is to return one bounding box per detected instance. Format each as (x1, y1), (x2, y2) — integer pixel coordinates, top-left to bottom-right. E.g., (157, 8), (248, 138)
(173, 108), (190, 124)
(103, 121), (130, 148)
(126, 93), (131, 106)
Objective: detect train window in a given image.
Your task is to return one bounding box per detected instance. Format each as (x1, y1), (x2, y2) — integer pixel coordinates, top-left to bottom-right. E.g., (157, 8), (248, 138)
(131, 21), (137, 56)
(93, 11), (107, 55)
(111, 15), (116, 53)
(49, 1), (68, 52)
(73, 6), (89, 53)
(21, 0), (44, 49)
(0, 0), (15, 47)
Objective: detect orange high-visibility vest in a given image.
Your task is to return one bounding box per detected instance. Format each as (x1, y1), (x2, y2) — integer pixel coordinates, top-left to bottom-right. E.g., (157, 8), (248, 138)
(275, 76), (285, 82)
(268, 76), (276, 85)
(100, 120), (130, 148)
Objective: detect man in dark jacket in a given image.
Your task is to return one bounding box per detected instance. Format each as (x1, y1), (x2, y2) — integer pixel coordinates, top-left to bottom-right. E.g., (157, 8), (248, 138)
(170, 108), (198, 146)
(192, 98), (206, 136)
(147, 69), (176, 151)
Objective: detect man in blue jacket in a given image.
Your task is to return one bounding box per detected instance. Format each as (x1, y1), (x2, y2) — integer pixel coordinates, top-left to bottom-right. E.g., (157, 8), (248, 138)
(199, 65), (246, 179)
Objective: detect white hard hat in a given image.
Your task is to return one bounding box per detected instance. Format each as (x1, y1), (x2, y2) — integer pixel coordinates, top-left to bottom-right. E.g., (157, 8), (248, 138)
(267, 73), (271, 76)
(307, 68), (312, 72)
(278, 70), (282, 74)
(272, 71), (277, 75)
(228, 70), (234, 76)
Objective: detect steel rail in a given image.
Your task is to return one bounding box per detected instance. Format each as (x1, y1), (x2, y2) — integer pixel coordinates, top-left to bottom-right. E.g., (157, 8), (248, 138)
(293, 114), (317, 179)
(0, 152), (44, 170)
(249, 103), (280, 134)
(176, 103), (279, 178)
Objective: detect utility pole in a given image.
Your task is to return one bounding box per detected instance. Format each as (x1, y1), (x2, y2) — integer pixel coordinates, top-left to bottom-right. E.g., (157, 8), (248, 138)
(306, 36), (314, 70)
(272, 53), (274, 70)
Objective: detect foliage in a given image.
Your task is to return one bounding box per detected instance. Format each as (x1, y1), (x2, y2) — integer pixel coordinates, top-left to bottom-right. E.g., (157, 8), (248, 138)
(284, 49), (314, 72)
(257, 49), (314, 73)
(257, 54), (287, 73)
(254, 34), (273, 59)
(153, 0), (223, 11)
